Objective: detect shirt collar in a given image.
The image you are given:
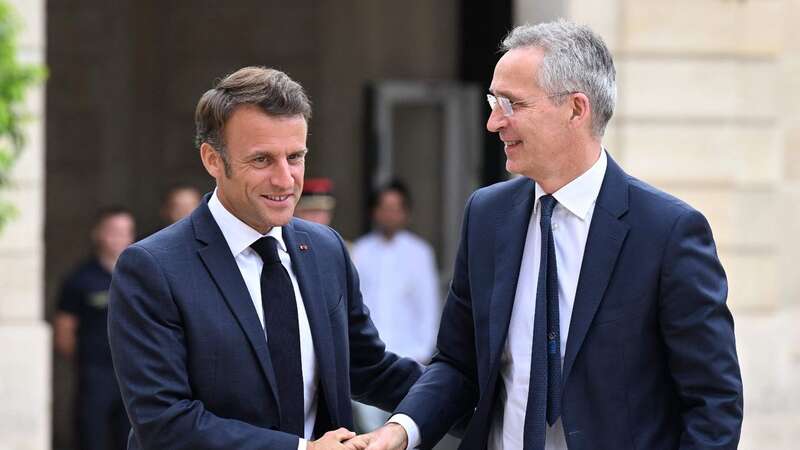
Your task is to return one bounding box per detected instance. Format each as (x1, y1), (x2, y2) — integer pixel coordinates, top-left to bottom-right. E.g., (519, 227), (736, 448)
(207, 189), (288, 257)
(535, 148), (608, 221)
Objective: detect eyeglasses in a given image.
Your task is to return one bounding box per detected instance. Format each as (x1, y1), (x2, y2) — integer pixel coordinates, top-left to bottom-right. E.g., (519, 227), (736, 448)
(486, 92), (575, 117)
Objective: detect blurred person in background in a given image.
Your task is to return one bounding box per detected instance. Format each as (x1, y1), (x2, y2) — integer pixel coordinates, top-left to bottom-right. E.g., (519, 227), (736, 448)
(295, 177), (337, 227)
(161, 184), (202, 225)
(352, 180), (440, 364)
(54, 206), (135, 450)
(350, 180), (441, 432)
(139, 184), (202, 240)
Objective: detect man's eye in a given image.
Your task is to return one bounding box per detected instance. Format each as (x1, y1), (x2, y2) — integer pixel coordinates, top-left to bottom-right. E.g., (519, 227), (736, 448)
(253, 156), (267, 163)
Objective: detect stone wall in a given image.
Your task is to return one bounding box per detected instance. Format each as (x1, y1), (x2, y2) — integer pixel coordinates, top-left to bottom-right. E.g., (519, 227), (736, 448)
(0, 0), (49, 449)
(518, 0), (800, 448)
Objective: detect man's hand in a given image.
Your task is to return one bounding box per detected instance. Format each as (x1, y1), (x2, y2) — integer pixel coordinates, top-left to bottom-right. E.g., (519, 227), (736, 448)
(343, 423), (408, 450)
(308, 428), (357, 450)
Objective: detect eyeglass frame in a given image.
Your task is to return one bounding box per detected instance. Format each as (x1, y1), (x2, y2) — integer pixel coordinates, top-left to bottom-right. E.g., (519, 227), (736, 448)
(486, 91), (577, 117)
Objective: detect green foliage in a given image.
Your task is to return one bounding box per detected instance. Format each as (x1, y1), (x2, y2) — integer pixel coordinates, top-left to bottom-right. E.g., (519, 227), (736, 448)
(0, 0), (45, 232)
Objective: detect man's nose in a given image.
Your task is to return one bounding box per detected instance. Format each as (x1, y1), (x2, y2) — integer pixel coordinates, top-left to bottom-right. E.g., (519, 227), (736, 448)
(271, 160), (294, 189)
(486, 106), (507, 132)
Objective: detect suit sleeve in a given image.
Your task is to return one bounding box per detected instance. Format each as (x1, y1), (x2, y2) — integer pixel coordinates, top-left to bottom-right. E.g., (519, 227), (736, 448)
(108, 245), (299, 450)
(393, 192), (481, 449)
(335, 231), (424, 412)
(414, 243), (442, 364)
(658, 209), (744, 449)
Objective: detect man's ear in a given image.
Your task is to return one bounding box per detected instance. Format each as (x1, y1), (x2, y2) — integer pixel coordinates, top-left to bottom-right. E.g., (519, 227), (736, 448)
(568, 92), (592, 131)
(200, 143), (223, 179)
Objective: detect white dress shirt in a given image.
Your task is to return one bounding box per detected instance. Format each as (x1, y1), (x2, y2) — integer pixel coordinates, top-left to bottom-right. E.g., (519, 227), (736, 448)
(208, 191), (318, 450)
(351, 230), (441, 364)
(393, 149), (607, 450)
(488, 150), (607, 450)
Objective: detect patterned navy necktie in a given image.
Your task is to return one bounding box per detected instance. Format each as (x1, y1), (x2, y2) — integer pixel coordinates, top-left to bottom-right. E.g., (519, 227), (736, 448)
(523, 195), (562, 450)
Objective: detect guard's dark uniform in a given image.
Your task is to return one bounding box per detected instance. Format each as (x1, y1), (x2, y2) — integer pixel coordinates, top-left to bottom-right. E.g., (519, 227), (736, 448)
(58, 258), (130, 450)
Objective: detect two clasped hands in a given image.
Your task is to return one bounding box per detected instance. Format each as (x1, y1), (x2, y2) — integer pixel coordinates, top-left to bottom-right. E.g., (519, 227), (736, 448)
(308, 423), (407, 450)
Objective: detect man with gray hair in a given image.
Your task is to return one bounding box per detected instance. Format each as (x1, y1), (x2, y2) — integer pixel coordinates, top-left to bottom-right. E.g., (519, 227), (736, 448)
(355, 20), (743, 450)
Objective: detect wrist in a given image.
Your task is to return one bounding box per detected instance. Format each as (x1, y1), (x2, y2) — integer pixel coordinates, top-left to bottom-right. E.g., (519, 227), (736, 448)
(386, 422), (408, 449)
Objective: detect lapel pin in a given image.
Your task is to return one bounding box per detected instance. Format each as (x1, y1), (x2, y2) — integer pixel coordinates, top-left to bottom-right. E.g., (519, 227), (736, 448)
(299, 244), (309, 252)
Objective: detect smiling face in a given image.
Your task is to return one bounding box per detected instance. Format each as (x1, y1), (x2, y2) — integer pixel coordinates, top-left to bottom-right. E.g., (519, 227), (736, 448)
(201, 105), (307, 234)
(487, 46), (576, 181)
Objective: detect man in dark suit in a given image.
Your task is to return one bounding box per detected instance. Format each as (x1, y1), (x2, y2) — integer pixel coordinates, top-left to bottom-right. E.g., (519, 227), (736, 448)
(356, 20), (743, 450)
(108, 67), (421, 450)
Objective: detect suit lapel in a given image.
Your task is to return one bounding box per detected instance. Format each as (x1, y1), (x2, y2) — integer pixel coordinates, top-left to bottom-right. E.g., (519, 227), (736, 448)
(282, 221), (339, 426)
(562, 156), (630, 384)
(463, 179), (535, 448)
(488, 179), (537, 369)
(192, 201), (281, 409)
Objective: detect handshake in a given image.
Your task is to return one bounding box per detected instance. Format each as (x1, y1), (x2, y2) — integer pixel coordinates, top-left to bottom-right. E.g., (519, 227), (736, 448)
(308, 423), (408, 450)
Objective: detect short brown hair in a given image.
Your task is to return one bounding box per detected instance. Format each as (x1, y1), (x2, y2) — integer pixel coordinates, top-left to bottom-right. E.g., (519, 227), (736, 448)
(93, 205), (133, 228)
(194, 66), (311, 153)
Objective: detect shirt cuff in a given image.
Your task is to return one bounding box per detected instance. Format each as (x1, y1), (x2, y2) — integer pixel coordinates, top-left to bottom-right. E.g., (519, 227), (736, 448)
(298, 438), (307, 450)
(388, 414), (420, 450)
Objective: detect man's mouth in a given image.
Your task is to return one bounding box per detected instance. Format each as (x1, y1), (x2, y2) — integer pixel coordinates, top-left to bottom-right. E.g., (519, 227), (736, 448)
(263, 194), (291, 202)
(504, 140), (522, 149)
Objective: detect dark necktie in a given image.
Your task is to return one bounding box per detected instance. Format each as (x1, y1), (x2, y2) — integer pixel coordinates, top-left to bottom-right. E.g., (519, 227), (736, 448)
(523, 195), (562, 450)
(251, 236), (305, 437)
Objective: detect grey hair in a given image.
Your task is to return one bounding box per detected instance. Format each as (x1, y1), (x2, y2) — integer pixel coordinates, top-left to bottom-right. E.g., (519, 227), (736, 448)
(501, 19), (616, 137)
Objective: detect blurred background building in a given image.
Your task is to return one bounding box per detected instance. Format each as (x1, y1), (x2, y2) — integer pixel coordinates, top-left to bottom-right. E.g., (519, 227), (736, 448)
(0, 0), (798, 449)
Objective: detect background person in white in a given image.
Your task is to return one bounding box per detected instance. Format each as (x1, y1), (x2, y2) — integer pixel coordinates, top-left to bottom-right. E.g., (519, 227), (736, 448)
(350, 181), (441, 434)
(352, 20), (742, 450)
(351, 181), (441, 365)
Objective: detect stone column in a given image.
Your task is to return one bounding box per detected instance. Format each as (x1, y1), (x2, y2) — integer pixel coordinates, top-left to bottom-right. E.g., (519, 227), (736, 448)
(0, 0), (49, 449)
(516, 0), (799, 448)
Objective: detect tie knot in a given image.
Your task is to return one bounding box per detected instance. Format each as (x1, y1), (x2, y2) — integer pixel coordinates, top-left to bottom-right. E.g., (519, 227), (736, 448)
(250, 236), (281, 265)
(539, 195), (557, 219)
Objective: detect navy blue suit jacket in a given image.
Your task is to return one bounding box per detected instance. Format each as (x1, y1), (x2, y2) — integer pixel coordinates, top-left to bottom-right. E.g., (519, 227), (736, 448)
(108, 199), (421, 450)
(395, 155), (743, 450)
